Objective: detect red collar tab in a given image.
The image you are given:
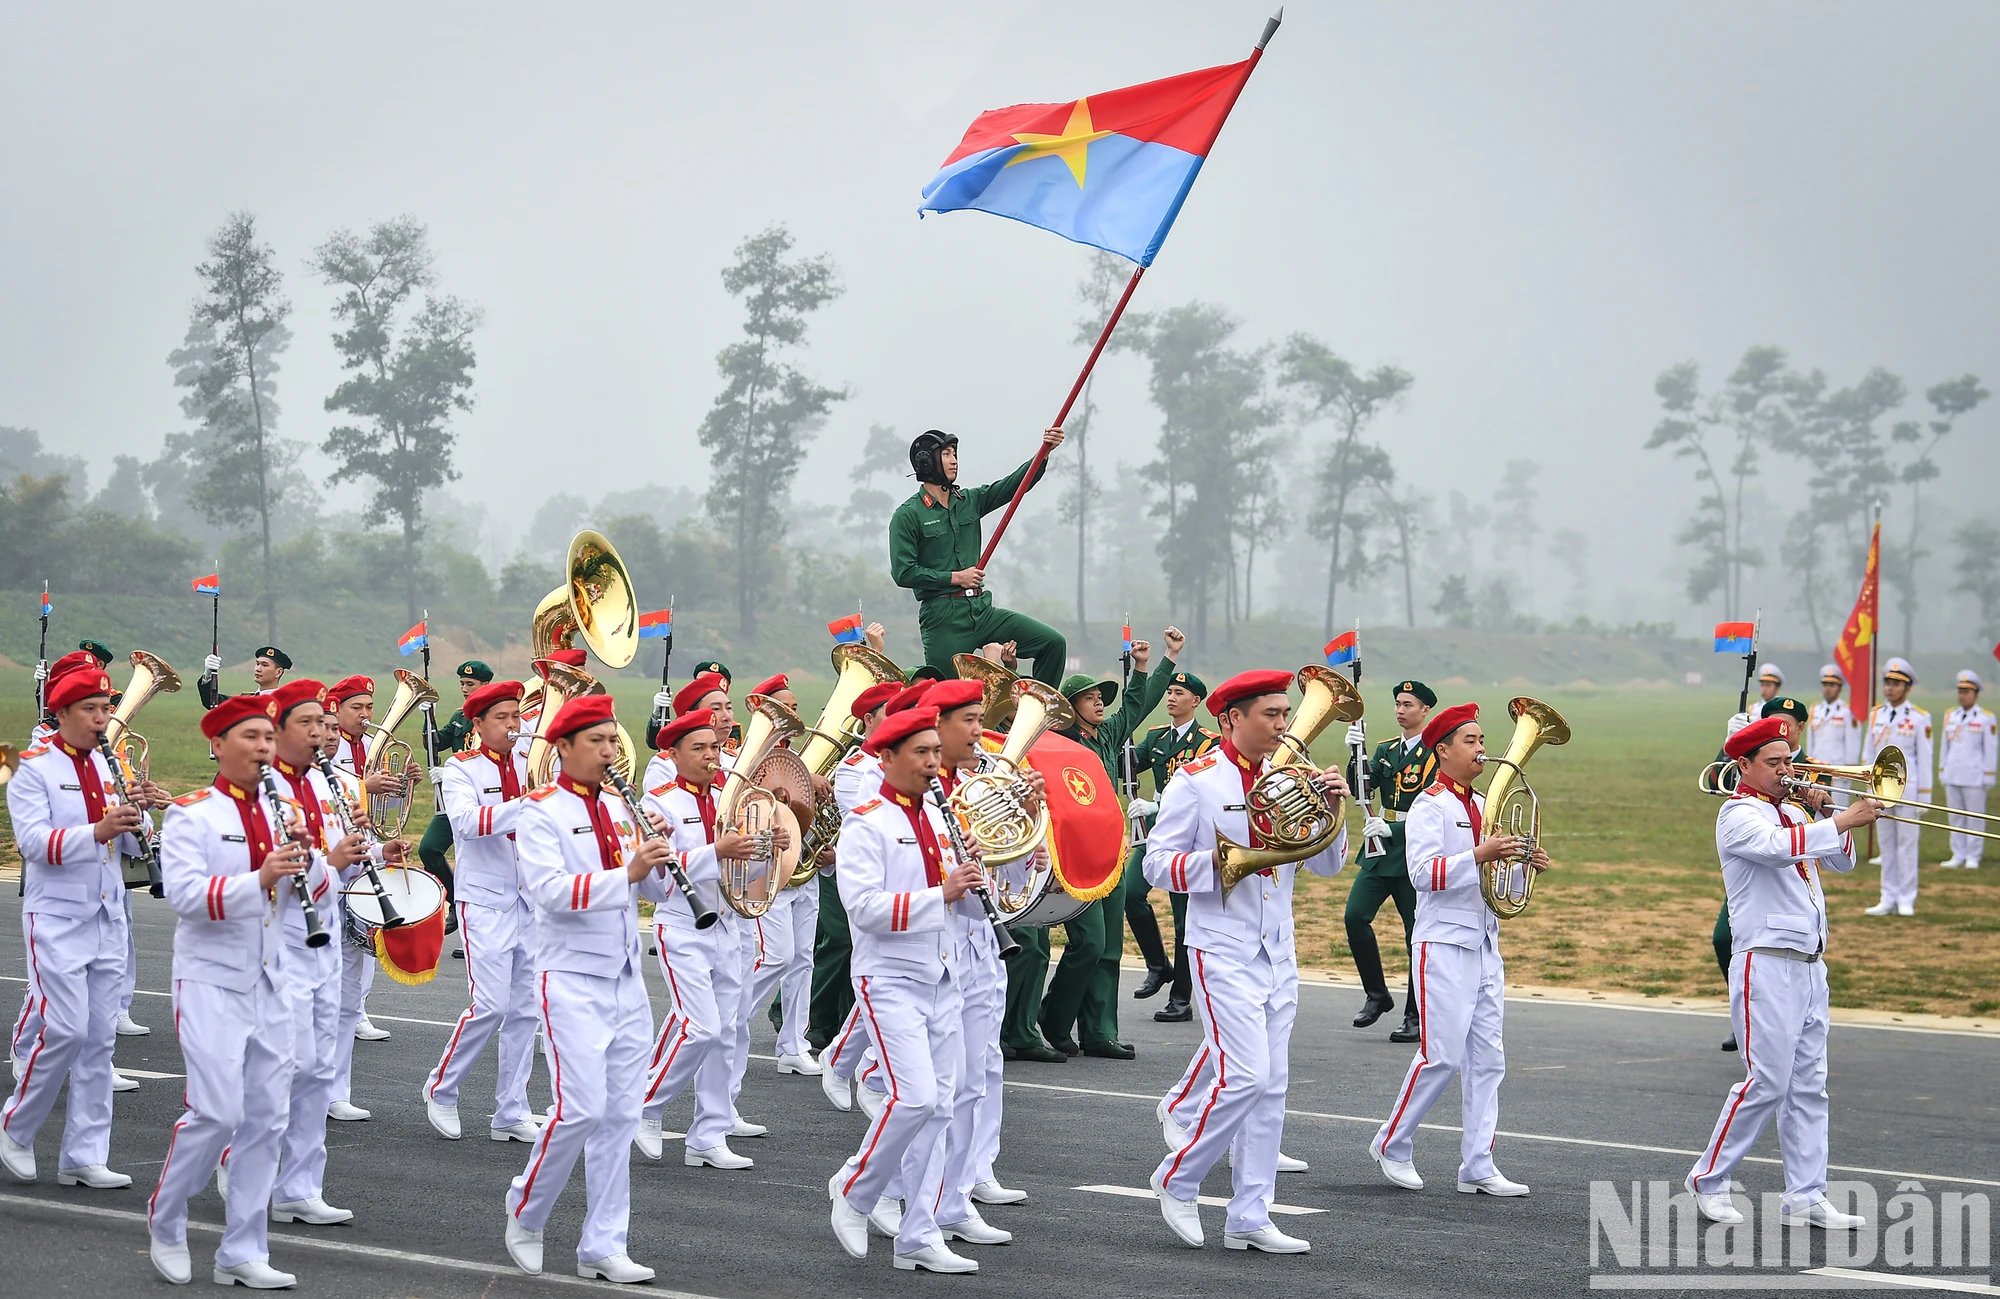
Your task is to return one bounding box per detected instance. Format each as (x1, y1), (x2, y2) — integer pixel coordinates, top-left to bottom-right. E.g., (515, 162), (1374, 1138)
(1734, 782), (1779, 806)
(482, 747), (509, 764)
(58, 738), (85, 757)
(675, 775), (712, 799)
(276, 757), (306, 779)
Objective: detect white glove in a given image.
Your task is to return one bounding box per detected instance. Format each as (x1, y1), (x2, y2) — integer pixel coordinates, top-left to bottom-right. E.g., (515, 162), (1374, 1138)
(1725, 711), (1753, 738)
(428, 766), (447, 789)
(652, 689), (673, 711)
(1362, 816), (1392, 841)
(204, 654), (222, 675)
(32, 662), (46, 682)
(1127, 797), (1158, 820)
(1345, 722), (1367, 749)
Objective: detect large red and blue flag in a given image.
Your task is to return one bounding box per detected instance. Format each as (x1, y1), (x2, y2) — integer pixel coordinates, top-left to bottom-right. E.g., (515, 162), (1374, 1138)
(397, 621), (428, 657)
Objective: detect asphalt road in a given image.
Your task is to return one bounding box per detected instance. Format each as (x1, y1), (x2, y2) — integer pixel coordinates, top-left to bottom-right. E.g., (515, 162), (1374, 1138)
(1, 893), (1995, 1297)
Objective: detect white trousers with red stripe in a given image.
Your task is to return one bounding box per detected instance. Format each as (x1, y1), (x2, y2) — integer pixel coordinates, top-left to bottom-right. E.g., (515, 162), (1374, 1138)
(641, 920), (743, 1150)
(332, 942), (376, 1104)
(149, 976), (296, 1267)
(424, 900), (538, 1128)
(273, 944), (340, 1204)
(926, 943), (1005, 1228)
(506, 967), (652, 1263)
(735, 909), (785, 1096)
(1687, 951), (1831, 1210)
(1371, 939), (1505, 1181)
(823, 1004), (872, 1079)
(1149, 947), (1298, 1234)
(3, 909), (126, 1169)
(1876, 817), (1921, 906)
(776, 885), (818, 1057)
(833, 970), (963, 1254)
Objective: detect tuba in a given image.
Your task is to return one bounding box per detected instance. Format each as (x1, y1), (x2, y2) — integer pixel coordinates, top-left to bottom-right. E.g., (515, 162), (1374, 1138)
(103, 650), (182, 782)
(713, 692), (807, 918)
(362, 669), (439, 839)
(949, 672), (1073, 872)
(952, 653), (1022, 732)
(522, 530), (640, 784)
(1476, 697), (1570, 919)
(0, 744), (18, 786)
(1213, 666), (1364, 892)
(787, 643), (904, 886)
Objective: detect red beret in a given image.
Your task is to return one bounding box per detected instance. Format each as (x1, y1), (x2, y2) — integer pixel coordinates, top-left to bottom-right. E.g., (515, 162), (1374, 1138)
(886, 680), (937, 715)
(851, 682), (902, 720)
(1421, 702), (1480, 751)
(864, 706), (940, 756)
(325, 675), (375, 707)
(1208, 669), (1295, 719)
(749, 674), (788, 698)
(272, 678), (328, 722)
(464, 679), (525, 720)
(201, 692), (280, 741)
(656, 708), (717, 750)
(545, 693), (617, 744)
(46, 666), (114, 712)
(928, 678), (984, 714)
(1725, 715), (1795, 760)
(674, 673), (728, 717)
(45, 650), (98, 684)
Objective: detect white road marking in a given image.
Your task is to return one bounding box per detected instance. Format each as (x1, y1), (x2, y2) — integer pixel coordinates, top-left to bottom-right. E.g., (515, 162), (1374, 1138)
(115, 1068), (182, 1080)
(1074, 1184), (1324, 1215)
(1807, 1269), (1999, 1294)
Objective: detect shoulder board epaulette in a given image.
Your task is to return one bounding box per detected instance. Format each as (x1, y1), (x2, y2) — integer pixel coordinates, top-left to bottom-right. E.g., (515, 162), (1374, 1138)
(842, 751), (866, 766)
(1422, 781), (1450, 797)
(173, 787), (214, 807)
(451, 749), (481, 762)
(525, 784), (561, 802)
(1181, 753), (1219, 775)
(647, 781), (672, 797)
(1912, 705), (1930, 715)
(853, 798), (883, 815)
(19, 744), (49, 760)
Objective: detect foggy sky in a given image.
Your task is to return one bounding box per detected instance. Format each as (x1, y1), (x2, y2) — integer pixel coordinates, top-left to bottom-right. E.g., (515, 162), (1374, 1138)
(3, 2), (1996, 645)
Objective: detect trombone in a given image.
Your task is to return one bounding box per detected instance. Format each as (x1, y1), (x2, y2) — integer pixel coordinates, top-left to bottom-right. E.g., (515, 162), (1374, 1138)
(1790, 750), (2000, 846)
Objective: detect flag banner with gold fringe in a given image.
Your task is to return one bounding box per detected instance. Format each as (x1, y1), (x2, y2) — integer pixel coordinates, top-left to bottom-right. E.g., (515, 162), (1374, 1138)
(1015, 730), (1125, 902)
(373, 887), (447, 985)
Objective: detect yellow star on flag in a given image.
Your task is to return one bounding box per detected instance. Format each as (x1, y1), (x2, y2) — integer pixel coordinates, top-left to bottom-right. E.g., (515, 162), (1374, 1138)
(1005, 97), (1114, 188)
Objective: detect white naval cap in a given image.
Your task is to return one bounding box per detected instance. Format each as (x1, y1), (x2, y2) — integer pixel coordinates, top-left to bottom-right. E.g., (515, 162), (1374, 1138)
(1958, 669), (1984, 691)
(1758, 663), (1785, 685)
(1883, 656), (1916, 684)
(1819, 663), (1844, 684)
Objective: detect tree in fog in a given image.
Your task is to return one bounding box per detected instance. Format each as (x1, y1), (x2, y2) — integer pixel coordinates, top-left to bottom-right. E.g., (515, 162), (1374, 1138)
(1548, 525), (1590, 624)
(1058, 251), (1129, 640)
(1952, 517), (2000, 645)
(1376, 486), (1434, 628)
(312, 217), (482, 623)
(1491, 459), (1542, 615)
(1888, 375), (1988, 654)
(698, 225), (846, 635)
(841, 423), (904, 545)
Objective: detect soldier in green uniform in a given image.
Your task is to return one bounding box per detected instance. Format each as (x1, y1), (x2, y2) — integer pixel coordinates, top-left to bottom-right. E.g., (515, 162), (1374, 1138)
(1345, 680), (1438, 1043)
(888, 427), (1069, 688)
(417, 660), (494, 944)
(1124, 670), (1220, 1023)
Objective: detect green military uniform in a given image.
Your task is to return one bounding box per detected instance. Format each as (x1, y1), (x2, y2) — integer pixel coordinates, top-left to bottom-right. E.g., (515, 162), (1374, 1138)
(1347, 722), (1436, 1023)
(1125, 687), (1221, 1008)
(417, 660), (494, 919)
(888, 464), (1067, 688)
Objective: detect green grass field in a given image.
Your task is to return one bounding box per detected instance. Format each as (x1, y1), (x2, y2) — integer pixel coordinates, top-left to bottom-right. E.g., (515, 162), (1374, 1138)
(2, 668), (1991, 1019)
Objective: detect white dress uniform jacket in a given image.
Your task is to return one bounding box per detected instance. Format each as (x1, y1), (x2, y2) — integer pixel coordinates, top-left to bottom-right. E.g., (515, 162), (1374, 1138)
(268, 757), (347, 1208)
(821, 747), (887, 1086)
(1940, 704), (1997, 787)
(1807, 699), (1862, 767)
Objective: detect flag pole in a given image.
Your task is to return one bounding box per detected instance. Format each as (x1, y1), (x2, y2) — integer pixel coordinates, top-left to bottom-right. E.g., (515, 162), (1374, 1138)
(1352, 618), (1383, 858)
(1736, 609), (1762, 720)
(34, 580), (50, 719)
(648, 597), (676, 752)
(975, 8), (1286, 571)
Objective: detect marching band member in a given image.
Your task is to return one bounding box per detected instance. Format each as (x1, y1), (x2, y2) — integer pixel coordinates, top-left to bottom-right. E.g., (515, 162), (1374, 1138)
(1, 662), (164, 1187)
(1144, 671), (1350, 1254)
(816, 681), (901, 1110)
(1939, 670), (1994, 868)
(1808, 665), (1862, 771)
(1126, 670), (1220, 1024)
(1686, 714), (1880, 1229)
(146, 695), (322, 1288)
(502, 694), (672, 1284)
(1343, 679), (1437, 1044)
(424, 680), (544, 1144)
(1863, 657), (1930, 915)
(1370, 703), (1547, 1198)
(515, 650), (587, 766)
(323, 674), (398, 1118)
(827, 706), (985, 1274)
(641, 672), (734, 791)
(417, 659), (495, 934)
(198, 645), (292, 710)
(740, 673), (822, 1076)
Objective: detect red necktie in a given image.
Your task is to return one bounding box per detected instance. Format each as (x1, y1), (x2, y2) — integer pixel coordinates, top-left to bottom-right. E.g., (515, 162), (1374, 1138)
(348, 735), (367, 773)
(563, 778), (624, 870)
(216, 776), (274, 874)
(677, 778), (717, 844)
(489, 750), (522, 802)
(63, 743), (107, 824)
(883, 781), (944, 887)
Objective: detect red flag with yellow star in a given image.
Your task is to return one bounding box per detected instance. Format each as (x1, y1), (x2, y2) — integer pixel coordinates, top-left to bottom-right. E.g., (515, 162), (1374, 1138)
(1020, 731), (1125, 902)
(1833, 522), (1880, 710)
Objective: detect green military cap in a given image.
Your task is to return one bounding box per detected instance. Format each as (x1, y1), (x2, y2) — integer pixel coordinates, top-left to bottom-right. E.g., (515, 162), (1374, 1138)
(255, 646), (292, 670)
(77, 640), (112, 666)
(1761, 695), (1810, 730)
(456, 659), (494, 683)
(690, 659), (732, 682)
(1059, 672), (1119, 709)
(1168, 670), (1207, 698)
(905, 665), (945, 683)
(1394, 679), (1437, 707)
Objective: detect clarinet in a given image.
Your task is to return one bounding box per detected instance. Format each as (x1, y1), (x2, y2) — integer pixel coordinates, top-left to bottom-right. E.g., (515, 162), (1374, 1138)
(313, 751), (406, 929)
(258, 764), (331, 948)
(931, 777), (1021, 961)
(96, 736), (163, 898)
(606, 769), (719, 930)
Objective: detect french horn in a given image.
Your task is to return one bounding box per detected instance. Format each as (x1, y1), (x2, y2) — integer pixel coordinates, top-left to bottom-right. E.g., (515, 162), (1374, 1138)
(1213, 666), (1363, 892)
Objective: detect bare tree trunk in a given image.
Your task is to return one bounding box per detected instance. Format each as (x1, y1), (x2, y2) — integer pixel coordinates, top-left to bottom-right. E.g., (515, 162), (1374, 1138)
(736, 336), (767, 637)
(237, 301), (278, 642)
(403, 513), (419, 625)
(1397, 507), (1416, 627)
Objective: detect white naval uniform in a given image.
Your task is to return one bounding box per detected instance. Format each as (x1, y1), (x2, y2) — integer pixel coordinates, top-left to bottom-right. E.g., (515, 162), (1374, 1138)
(1863, 702), (1931, 907)
(269, 759), (346, 1207)
(425, 746), (539, 1130)
(504, 776), (662, 1265)
(1371, 777), (1512, 1182)
(2, 738), (139, 1171)
(823, 748), (884, 1087)
(831, 781), (968, 1257)
(638, 776), (744, 1151)
(1688, 785), (1856, 1210)
(329, 730), (379, 1101)
(1939, 704), (1996, 865)
(149, 777), (325, 1269)
(1144, 745), (1348, 1234)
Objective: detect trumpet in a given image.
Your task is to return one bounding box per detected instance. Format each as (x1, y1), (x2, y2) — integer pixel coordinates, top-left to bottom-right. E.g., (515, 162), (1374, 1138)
(606, 769), (719, 930)
(258, 764), (331, 949)
(931, 775), (1020, 960)
(1475, 697), (1569, 920)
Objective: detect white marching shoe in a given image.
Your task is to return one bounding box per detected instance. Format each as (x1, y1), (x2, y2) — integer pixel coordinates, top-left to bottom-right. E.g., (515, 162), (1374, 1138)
(1694, 1191), (1745, 1224)
(579, 1253), (656, 1283)
(213, 1259), (297, 1288)
(895, 1243), (979, 1273)
(730, 1111), (768, 1138)
(271, 1197), (352, 1225)
(868, 1197), (903, 1238)
(0, 1131), (36, 1181)
(634, 1118), (664, 1161)
(353, 1019), (390, 1041)
(1458, 1173), (1530, 1197)
(1940, 856), (1964, 868)
(1275, 1151), (1309, 1173)
(686, 1141), (754, 1170)
(1150, 1169), (1202, 1247)
(115, 1013), (150, 1036)
(829, 1174), (869, 1259)
(424, 1095), (460, 1140)
(1226, 1226), (1310, 1253)
(1862, 899), (1896, 915)
(326, 1101), (370, 1122)
(1782, 1195), (1868, 1229)
(505, 1214), (544, 1275)
(1896, 902), (1915, 916)
(1157, 1096), (1187, 1151)
(150, 1234), (192, 1284)
(941, 1210), (1012, 1245)
(777, 1051), (822, 1076)
(111, 1071), (141, 1093)
(490, 1120), (539, 1143)
(1374, 1150), (1424, 1190)
(971, 1179), (1027, 1205)
(821, 1066), (851, 1112)
(57, 1163), (131, 1189)
(856, 1083), (885, 1121)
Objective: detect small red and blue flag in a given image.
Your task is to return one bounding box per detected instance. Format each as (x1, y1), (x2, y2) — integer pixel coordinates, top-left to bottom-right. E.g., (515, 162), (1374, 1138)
(828, 613), (866, 645)
(35, 591), (52, 617)
(191, 574), (220, 596)
(1120, 623), (1134, 655)
(397, 621), (428, 657)
(1324, 631), (1358, 668)
(1714, 621), (1756, 655)
(638, 609), (672, 640)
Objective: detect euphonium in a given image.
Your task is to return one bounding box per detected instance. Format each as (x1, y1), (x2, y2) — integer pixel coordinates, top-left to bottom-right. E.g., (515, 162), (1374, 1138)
(1476, 697), (1570, 920)
(103, 650), (182, 782)
(522, 530), (641, 783)
(787, 643), (904, 886)
(713, 692), (807, 919)
(1213, 666), (1364, 893)
(362, 668), (438, 839)
(952, 653), (1022, 732)
(949, 675), (1073, 871)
